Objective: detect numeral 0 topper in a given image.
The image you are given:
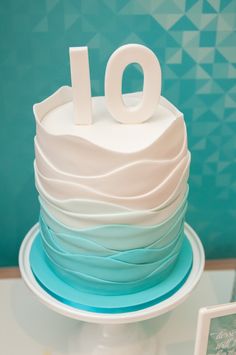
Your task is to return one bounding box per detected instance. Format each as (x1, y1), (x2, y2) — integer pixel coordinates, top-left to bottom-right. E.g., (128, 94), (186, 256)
(69, 44), (162, 125)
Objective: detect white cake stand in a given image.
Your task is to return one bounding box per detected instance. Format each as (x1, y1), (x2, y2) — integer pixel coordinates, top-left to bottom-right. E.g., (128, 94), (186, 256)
(19, 223), (204, 355)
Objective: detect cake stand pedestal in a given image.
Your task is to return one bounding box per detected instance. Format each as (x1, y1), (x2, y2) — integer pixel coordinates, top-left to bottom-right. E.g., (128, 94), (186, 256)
(19, 223), (204, 355)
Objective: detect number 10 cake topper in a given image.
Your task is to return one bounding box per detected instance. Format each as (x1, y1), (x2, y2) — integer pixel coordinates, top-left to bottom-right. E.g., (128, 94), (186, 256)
(69, 44), (162, 125)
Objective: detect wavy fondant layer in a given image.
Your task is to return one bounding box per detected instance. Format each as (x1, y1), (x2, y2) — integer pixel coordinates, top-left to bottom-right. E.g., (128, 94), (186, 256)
(39, 210), (185, 295)
(45, 248), (180, 296)
(36, 170), (188, 216)
(35, 137), (188, 197)
(35, 103), (187, 176)
(41, 224), (184, 280)
(34, 153), (190, 207)
(31, 233), (193, 312)
(35, 160), (189, 211)
(40, 201), (186, 252)
(39, 184), (188, 229)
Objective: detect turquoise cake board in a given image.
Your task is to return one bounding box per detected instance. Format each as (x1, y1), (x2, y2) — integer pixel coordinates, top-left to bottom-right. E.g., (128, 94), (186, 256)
(30, 232), (193, 314)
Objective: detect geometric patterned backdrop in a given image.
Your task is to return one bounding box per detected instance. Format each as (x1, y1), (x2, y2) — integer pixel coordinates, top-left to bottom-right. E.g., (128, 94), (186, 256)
(0, 0), (236, 266)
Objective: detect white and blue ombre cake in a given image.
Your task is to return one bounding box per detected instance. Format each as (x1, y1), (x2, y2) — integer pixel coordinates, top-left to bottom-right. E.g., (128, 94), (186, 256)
(30, 44), (192, 313)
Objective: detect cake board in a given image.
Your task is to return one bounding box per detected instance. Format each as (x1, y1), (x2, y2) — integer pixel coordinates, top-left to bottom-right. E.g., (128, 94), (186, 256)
(19, 223), (204, 355)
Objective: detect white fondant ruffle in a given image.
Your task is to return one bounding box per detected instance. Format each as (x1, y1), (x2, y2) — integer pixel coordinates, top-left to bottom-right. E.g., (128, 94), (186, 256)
(35, 138), (188, 196)
(39, 185), (188, 228)
(34, 153), (190, 210)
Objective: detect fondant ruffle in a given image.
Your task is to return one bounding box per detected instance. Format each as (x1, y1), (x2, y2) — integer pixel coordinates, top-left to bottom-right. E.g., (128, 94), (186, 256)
(39, 185), (188, 229)
(35, 137), (188, 197)
(34, 153), (190, 210)
(37, 193), (186, 295)
(39, 197), (187, 251)
(30, 232), (193, 311)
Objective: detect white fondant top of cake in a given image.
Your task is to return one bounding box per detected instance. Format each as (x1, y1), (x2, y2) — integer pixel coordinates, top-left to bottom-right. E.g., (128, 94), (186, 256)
(39, 88), (181, 153)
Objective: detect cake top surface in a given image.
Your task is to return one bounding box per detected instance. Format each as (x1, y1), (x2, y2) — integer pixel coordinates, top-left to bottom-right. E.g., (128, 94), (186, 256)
(37, 88), (181, 154)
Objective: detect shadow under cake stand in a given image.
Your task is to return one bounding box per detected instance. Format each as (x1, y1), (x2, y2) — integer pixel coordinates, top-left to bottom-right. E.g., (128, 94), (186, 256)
(19, 223), (204, 355)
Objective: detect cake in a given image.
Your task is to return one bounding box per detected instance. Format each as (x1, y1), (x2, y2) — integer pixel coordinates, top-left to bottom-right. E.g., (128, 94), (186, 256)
(31, 45), (191, 308)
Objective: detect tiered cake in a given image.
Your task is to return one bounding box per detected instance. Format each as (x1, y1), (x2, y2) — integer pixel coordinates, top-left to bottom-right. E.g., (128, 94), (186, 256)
(31, 45), (191, 311)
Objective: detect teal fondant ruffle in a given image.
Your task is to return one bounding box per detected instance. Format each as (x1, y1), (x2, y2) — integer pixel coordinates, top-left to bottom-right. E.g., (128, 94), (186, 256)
(38, 198), (187, 295)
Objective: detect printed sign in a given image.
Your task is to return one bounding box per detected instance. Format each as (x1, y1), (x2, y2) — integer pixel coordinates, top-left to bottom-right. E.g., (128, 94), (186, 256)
(207, 313), (236, 354)
(194, 302), (236, 355)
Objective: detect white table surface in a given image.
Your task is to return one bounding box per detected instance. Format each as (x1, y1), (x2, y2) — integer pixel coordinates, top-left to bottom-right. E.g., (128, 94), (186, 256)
(0, 270), (235, 355)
